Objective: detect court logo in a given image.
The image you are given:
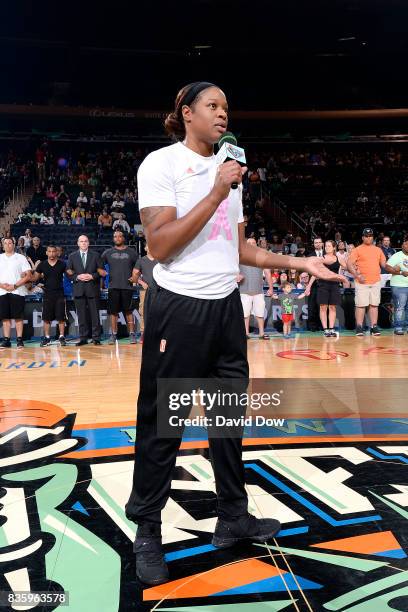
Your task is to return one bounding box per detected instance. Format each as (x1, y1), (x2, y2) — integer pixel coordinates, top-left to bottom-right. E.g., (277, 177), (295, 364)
(363, 346), (408, 355)
(276, 349), (349, 361)
(2, 399), (408, 611)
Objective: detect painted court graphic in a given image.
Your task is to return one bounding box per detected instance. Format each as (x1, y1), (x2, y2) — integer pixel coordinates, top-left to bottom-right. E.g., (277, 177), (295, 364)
(1, 399), (408, 610)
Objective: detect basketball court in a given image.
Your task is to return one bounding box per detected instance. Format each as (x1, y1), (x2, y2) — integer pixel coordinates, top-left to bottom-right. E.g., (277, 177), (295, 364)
(2, 332), (408, 611)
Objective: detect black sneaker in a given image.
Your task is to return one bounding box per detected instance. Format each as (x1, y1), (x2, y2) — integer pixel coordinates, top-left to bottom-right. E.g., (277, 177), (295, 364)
(16, 337), (24, 349)
(323, 329), (331, 338)
(370, 325), (381, 336)
(355, 325), (365, 337)
(0, 338), (11, 349)
(59, 336), (67, 346)
(134, 523), (169, 585)
(40, 337), (51, 347)
(212, 513), (281, 549)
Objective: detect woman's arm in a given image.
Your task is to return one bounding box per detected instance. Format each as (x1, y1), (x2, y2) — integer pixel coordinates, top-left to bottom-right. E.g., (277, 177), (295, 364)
(238, 225), (344, 281)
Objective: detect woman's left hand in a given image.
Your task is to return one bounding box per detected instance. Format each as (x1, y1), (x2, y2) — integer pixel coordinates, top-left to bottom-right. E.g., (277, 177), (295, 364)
(303, 257), (345, 282)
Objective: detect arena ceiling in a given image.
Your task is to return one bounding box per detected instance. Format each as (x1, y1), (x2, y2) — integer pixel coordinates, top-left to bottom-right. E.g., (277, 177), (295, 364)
(2, 0), (408, 110)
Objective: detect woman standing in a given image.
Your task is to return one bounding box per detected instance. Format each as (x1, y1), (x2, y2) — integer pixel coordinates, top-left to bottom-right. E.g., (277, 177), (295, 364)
(124, 81), (343, 586)
(305, 239), (349, 337)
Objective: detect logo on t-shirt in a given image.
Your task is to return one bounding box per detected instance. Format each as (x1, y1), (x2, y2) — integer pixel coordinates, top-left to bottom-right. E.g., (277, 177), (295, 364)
(208, 199), (232, 241)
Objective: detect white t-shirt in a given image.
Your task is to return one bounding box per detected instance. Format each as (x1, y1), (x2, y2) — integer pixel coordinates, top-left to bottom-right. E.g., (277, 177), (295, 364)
(138, 142), (244, 299)
(0, 253), (31, 296)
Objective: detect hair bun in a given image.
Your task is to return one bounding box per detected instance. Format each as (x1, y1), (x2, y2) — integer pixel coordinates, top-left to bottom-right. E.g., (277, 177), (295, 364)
(164, 112), (185, 140)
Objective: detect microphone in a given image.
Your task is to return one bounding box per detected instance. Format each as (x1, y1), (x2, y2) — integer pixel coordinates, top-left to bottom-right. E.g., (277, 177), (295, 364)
(216, 131), (246, 190)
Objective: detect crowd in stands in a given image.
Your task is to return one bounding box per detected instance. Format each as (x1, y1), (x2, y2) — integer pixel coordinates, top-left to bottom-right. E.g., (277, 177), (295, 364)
(1, 144), (408, 270)
(0, 150), (33, 204)
(14, 146), (142, 233)
(242, 148), (408, 244)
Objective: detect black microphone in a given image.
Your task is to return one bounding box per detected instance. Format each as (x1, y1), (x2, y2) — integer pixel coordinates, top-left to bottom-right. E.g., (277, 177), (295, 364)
(216, 132), (246, 190)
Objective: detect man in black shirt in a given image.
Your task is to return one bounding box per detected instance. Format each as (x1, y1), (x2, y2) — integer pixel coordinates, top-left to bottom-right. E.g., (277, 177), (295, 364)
(26, 237), (47, 268)
(33, 245), (67, 346)
(306, 236), (324, 331)
(101, 230), (139, 344)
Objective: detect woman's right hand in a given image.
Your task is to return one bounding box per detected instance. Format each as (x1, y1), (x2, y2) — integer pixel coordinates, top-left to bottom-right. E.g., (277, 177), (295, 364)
(211, 161), (247, 203)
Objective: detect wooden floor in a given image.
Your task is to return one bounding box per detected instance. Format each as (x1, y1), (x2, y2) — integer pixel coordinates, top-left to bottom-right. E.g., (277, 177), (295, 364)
(2, 331), (408, 611)
(1, 331), (407, 426)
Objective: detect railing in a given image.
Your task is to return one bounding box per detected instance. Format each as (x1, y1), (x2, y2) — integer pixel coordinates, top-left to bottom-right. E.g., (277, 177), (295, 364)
(267, 195), (308, 239)
(10, 178), (27, 206)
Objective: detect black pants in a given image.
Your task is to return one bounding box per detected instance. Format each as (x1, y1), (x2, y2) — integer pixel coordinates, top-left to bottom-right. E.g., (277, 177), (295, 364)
(306, 283), (321, 330)
(125, 285), (249, 525)
(74, 296), (100, 340)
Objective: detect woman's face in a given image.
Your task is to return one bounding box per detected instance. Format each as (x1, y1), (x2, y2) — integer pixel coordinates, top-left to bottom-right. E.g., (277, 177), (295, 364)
(325, 241), (335, 254)
(280, 273), (288, 283)
(183, 87), (228, 145)
(338, 241), (345, 250)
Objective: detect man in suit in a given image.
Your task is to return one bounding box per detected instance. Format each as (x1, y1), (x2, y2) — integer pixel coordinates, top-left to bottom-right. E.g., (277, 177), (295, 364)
(66, 235), (104, 346)
(306, 236), (324, 331)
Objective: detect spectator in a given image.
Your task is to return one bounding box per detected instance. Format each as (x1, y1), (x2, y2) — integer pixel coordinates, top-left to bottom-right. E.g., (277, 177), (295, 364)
(19, 228), (32, 248)
(59, 211), (71, 225)
(238, 238), (273, 339)
(385, 237), (408, 335)
(98, 209), (113, 234)
(304, 240), (349, 337)
(257, 237), (269, 251)
(306, 236), (324, 331)
(295, 242), (306, 257)
(100, 230), (139, 345)
(347, 228), (386, 336)
(26, 237), (47, 268)
(133, 244), (157, 343)
(285, 269), (294, 284)
(271, 268), (280, 285)
(296, 272), (310, 290)
(71, 205), (85, 226)
(89, 191), (100, 211)
(15, 237), (26, 255)
(0, 237), (32, 349)
(102, 186), (113, 206)
(77, 191), (88, 207)
(111, 196), (125, 219)
(272, 282), (299, 339)
(337, 240), (347, 258)
(380, 235), (396, 287)
(66, 235), (104, 346)
(56, 185), (70, 207)
(290, 236), (303, 255)
(113, 213), (131, 234)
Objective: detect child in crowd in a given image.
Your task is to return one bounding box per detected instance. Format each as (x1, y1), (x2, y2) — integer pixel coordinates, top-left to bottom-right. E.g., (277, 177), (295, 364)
(273, 281), (302, 338)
